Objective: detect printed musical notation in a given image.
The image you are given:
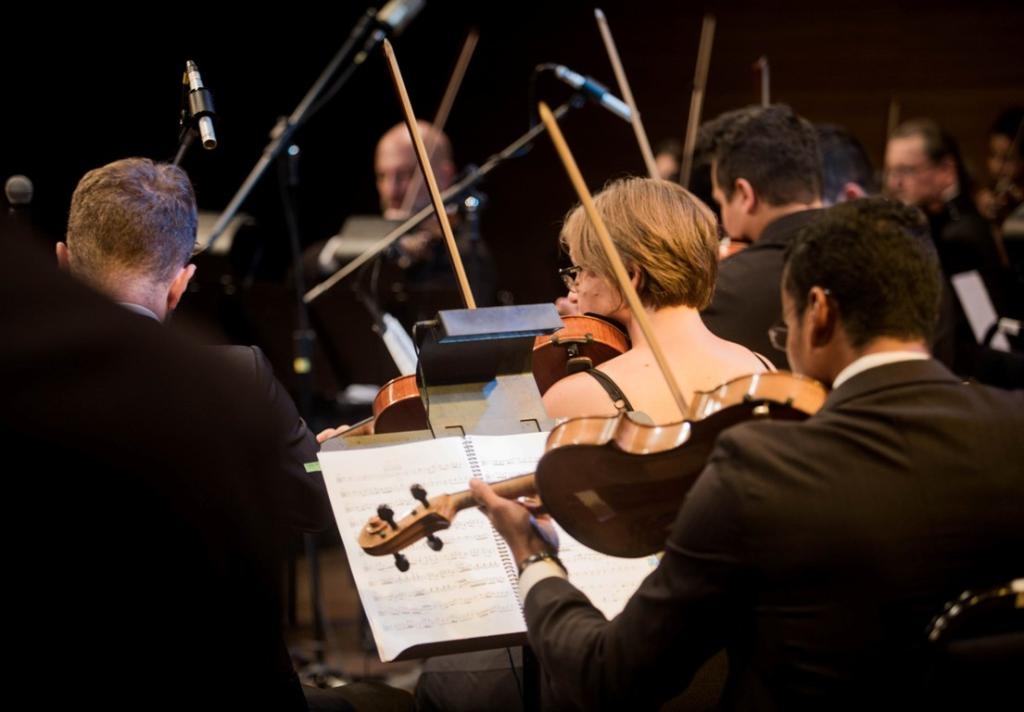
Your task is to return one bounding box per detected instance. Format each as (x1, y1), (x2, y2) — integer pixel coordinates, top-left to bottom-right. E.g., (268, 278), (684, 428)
(319, 435), (533, 661)
(317, 432), (658, 661)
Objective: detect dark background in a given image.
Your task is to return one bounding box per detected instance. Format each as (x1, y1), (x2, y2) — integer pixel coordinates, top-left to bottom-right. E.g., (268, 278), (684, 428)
(4, 0), (1022, 408)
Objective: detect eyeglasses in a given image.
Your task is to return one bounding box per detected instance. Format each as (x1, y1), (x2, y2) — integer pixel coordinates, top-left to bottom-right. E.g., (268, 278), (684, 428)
(767, 321), (787, 352)
(885, 163), (929, 180)
(768, 288), (833, 352)
(559, 265), (583, 292)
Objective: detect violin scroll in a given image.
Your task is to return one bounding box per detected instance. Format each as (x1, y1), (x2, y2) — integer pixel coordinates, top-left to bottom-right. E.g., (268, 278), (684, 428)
(359, 486), (459, 558)
(359, 475), (538, 564)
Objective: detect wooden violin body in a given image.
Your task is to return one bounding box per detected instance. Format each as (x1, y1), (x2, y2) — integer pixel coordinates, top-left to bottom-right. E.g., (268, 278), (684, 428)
(370, 374), (428, 433)
(339, 374), (428, 438)
(535, 372), (827, 557)
(531, 314), (629, 394)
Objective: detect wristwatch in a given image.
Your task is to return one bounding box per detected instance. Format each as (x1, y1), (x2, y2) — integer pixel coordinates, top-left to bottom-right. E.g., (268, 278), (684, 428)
(518, 550), (567, 576)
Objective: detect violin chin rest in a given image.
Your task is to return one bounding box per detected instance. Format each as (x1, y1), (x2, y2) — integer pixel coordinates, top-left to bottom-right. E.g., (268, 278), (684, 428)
(566, 356), (595, 374)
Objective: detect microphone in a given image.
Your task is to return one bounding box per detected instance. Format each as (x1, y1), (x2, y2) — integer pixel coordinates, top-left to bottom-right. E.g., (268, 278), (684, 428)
(5, 174), (33, 209)
(375, 0), (424, 35)
(184, 60), (217, 150)
(549, 64), (632, 123)
(356, 0), (426, 62)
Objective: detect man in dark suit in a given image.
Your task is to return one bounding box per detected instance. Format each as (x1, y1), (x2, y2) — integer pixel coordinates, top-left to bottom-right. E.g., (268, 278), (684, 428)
(3, 219), (315, 708)
(56, 157), (331, 531)
(46, 157), (412, 710)
(471, 197), (1024, 710)
(699, 104), (823, 368)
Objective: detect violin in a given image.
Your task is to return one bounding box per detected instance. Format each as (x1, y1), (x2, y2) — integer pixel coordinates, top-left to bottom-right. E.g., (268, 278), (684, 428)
(358, 371), (827, 558)
(341, 374), (428, 437)
(535, 371), (826, 556)
(531, 314), (630, 394)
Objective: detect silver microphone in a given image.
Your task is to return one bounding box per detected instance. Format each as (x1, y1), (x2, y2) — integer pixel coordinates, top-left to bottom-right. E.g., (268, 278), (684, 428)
(551, 64), (632, 123)
(5, 174), (33, 207)
(356, 0), (426, 63)
(185, 60), (217, 150)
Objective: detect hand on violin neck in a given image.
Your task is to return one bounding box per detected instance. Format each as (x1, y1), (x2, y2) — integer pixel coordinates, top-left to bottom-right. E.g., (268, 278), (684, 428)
(469, 479), (557, 565)
(316, 423), (352, 443)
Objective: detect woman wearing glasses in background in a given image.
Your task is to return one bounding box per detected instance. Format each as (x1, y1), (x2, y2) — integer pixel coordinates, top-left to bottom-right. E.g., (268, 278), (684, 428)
(545, 177), (774, 424)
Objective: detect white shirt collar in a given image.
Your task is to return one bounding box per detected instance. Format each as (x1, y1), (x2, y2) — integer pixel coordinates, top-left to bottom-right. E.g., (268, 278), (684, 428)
(118, 302), (161, 322)
(832, 351), (930, 389)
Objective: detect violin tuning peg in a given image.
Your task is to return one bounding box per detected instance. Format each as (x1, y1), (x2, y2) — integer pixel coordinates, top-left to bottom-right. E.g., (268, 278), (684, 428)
(377, 504), (397, 529)
(411, 483), (429, 508)
(426, 534), (443, 551)
(393, 552), (410, 572)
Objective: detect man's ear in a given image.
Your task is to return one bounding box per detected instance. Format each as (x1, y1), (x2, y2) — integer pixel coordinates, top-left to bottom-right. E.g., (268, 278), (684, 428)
(56, 241), (70, 270)
(735, 178), (758, 214)
(839, 182), (868, 202)
(436, 159), (456, 188)
(167, 263), (197, 312)
(807, 286), (837, 347)
(936, 156), (958, 187)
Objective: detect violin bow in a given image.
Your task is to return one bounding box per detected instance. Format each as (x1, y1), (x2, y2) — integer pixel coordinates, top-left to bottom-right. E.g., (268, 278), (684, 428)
(679, 13), (716, 188)
(383, 39), (476, 308)
(594, 8), (657, 178)
(754, 55), (770, 107)
(538, 101), (689, 418)
(397, 28), (480, 216)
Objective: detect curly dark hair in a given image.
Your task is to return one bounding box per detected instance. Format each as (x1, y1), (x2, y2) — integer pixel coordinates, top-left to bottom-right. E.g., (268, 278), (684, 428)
(701, 104), (822, 205)
(783, 197), (941, 347)
(816, 123), (879, 203)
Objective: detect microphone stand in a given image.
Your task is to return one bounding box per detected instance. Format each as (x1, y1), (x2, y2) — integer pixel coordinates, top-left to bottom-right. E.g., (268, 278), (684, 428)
(304, 95), (586, 304)
(201, 7), (378, 253)
(278, 139), (347, 687)
(172, 125), (197, 168)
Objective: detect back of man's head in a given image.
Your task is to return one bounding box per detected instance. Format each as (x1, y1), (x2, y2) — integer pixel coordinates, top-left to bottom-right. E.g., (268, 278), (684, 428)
(66, 158), (197, 290)
(816, 123), (879, 205)
(784, 197), (941, 348)
(703, 104), (822, 205)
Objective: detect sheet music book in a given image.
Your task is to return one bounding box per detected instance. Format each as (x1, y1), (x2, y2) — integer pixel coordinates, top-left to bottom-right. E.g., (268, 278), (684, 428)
(318, 431), (659, 662)
(951, 270), (1011, 351)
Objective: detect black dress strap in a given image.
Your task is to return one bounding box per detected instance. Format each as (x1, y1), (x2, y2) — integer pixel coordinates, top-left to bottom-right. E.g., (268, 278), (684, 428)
(585, 369), (635, 413)
(751, 350), (777, 372)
